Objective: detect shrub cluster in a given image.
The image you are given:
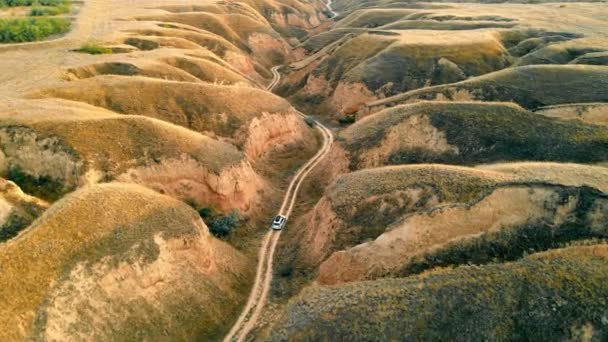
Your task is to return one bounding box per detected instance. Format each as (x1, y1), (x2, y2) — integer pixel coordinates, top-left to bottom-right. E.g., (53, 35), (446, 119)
(29, 4), (69, 16)
(197, 207), (241, 238)
(0, 0), (70, 43)
(0, 0), (64, 6)
(0, 16), (69, 43)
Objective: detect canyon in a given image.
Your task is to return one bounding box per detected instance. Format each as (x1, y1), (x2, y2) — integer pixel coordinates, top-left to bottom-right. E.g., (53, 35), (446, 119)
(0, 0), (607, 340)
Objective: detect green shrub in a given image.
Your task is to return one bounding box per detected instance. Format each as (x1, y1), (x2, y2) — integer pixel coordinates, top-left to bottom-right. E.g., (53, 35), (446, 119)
(74, 42), (113, 55)
(0, 212), (30, 243)
(338, 115), (355, 125)
(209, 211), (240, 237)
(29, 4), (69, 16)
(0, 16), (69, 43)
(197, 207), (241, 238)
(304, 116), (316, 127)
(6, 165), (67, 201)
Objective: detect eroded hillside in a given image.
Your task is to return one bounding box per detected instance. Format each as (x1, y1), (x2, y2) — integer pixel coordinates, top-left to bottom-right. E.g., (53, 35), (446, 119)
(267, 0), (608, 340)
(278, 1), (608, 120)
(1, 0), (607, 340)
(0, 0), (329, 340)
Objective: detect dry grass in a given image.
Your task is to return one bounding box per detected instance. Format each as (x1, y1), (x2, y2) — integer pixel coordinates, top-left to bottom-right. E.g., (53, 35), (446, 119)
(293, 162), (608, 284)
(334, 9), (417, 29)
(0, 98), (268, 212)
(0, 98), (245, 173)
(342, 101), (608, 167)
(477, 162), (608, 193)
(288, 2), (608, 115)
(0, 178), (48, 242)
(317, 182), (608, 284)
(535, 103), (608, 125)
(0, 183), (253, 340)
(327, 164), (508, 214)
(272, 243), (608, 341)
(515, 37), (608, 66)
(34, 75), (293, 138)
(371, 65), (608, 109)
(314, 29), (510, 93)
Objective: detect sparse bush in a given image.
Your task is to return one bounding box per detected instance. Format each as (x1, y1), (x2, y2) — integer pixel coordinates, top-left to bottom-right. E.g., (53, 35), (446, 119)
(338, 115), (355, 125)
(0, 212), (29, 243)
(74, 42), (113, 55)
(304, 116), (316, 127)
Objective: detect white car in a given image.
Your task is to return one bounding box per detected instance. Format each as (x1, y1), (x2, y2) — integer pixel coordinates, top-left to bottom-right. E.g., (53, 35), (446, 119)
(271, 215), (287, 230)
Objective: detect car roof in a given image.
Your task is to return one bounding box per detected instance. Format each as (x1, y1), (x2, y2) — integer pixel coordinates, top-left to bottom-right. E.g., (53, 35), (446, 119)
(274, 215), (285, 221)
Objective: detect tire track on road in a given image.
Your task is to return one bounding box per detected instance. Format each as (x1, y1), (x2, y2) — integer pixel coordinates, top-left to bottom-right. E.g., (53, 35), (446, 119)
(223, 64), (333, 342)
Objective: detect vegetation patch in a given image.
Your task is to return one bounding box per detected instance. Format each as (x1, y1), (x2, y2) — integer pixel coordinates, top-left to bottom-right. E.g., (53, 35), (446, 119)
(29, 3), (69, 16)
(0, 211), (30, 242)
(197, 207), (242, 238)
(74, 42), (113, 55)
(273, 243), (608, 341)
(6, 165), (70, 202)
(0, 0), (65, 6)
(0, 16), (69, 43)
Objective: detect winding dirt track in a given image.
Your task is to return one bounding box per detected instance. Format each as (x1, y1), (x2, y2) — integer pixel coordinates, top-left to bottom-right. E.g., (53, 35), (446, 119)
(223, 66), (334, 342)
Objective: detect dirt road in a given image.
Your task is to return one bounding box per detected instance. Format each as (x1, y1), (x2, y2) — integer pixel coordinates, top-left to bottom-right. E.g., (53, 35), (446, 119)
(223, 67), (334, 342)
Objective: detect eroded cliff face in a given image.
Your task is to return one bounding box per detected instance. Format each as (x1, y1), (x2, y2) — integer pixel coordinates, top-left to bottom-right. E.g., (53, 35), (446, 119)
(0, 126), (83, 198)
(0, 179), (48, 242)
(271, 10), (323, 30)
(316, 185), (608, 285)
(330, 81), (378, 115)
(240, 112), (316, 160)
(248, 33), (293, 66)
(40, 227), (249, 341)
(297, 197), (343, 266)
(354, 114), (459, 169)
(117, 157), (265, 213)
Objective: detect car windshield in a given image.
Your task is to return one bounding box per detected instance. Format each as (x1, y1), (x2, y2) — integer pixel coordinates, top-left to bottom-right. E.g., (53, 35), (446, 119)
(274, 217), (282, 223)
